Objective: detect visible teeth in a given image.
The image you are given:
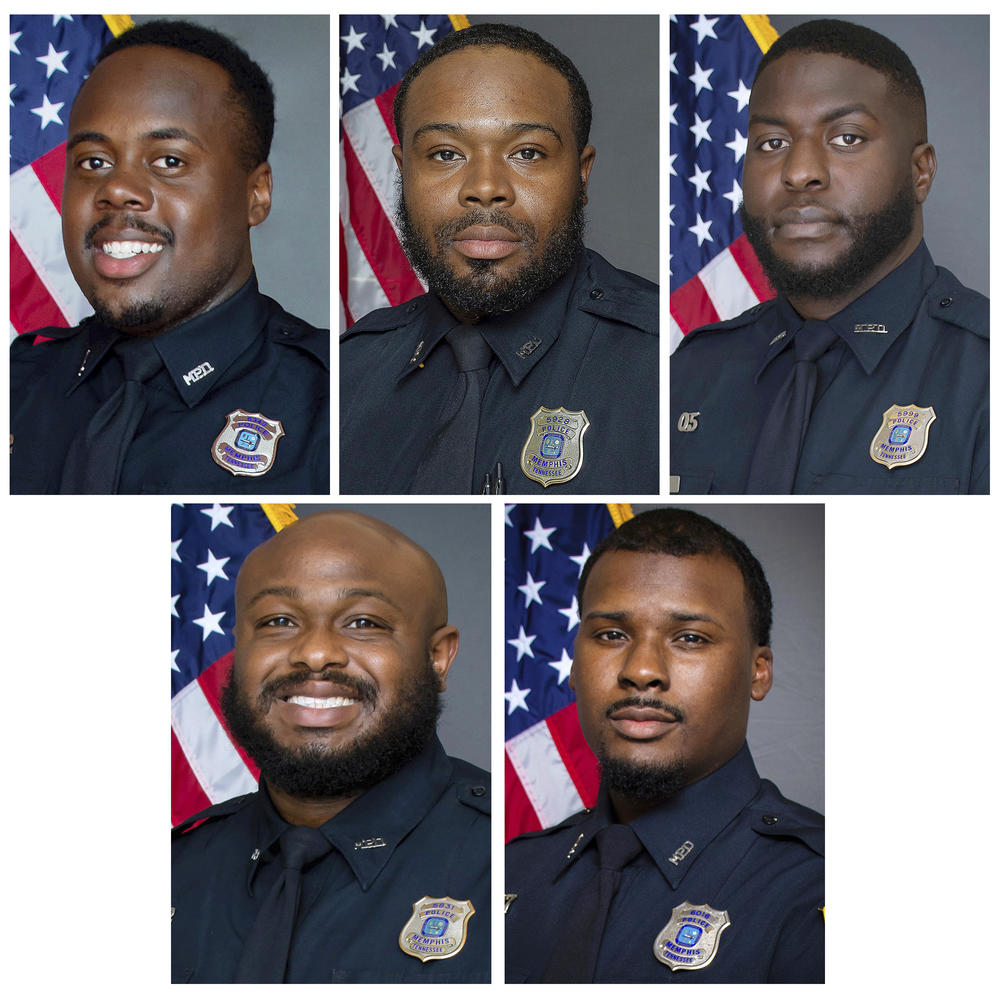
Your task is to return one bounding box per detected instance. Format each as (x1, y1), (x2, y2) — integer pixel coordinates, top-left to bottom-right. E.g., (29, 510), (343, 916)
(101, 240), (164, 260)
(286, 696), (357, 709)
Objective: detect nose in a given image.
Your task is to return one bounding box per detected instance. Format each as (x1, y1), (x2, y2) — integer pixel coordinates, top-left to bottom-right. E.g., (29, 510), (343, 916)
(290, 625), (347, 673)
(618, 635), (670, 691)
(458, 152), (514, 207)
(95, 160), (153, 211)
(781, 137), (829, 191)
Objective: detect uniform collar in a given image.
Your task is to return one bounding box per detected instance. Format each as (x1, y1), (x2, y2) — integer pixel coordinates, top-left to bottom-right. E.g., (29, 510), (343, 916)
(758, 241), (937, 380)
(561, 744), (762, 890)
(395, 254), (583, 388)
(247, 737), (456, 894)
(71, 273), (267, 407)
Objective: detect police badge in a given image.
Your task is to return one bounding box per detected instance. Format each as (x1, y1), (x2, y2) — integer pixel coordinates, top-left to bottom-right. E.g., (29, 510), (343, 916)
(398, 896), (475, 962)
(869, 404), (936, 469)
(519, 406), (590, 487)
(653, 902), (730, 971)
(211, 409), (284, 477)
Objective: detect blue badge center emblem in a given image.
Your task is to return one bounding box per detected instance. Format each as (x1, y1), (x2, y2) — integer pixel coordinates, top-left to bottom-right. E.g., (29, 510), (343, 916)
(519, 405), (590, 487)
(653, 901), (730, 971)
(869, 404), (936, 470)
(398, 896), (475, 962)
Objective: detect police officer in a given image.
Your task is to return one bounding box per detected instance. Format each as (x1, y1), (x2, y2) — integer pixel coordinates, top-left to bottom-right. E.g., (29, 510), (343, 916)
(340, 23), (658, 495)
(505, 508), (823, 983)
(10, 21), (329, 494)
(670, 19), (988, 495)
(172, 511), (489, 983)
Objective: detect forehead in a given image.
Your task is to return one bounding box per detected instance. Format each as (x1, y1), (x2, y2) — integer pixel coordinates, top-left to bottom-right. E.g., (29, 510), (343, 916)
(70, 45), (239, 139)
(400, 46), (573, 141)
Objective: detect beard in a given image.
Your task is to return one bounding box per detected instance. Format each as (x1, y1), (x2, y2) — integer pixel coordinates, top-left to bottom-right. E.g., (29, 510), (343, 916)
(220, 659), (442, 800)
(395, 184), (586, 318)
(740, 181), (917, 302)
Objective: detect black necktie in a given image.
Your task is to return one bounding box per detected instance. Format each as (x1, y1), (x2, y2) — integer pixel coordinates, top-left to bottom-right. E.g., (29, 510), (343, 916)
(235, 825), (333, 983)
(59, 337), (162, 493)
(745, 321), (839, 494)
(541, 824), (644, 983)
(410, 326), (493, 493)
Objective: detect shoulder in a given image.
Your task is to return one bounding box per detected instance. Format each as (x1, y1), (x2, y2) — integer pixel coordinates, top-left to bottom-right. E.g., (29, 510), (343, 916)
(747, 781), (824, 858)
(260, 294), (330, 369)
(924, 267), (989, 341)
(677, 298), (777, 349)
(576, 249), (658, 335)
(505, 808), (590, 865)
(445, 756), (492, 817)
(10, 320), (89, 360)
(171, 792), (258, 842)
(341, 295), (430, 343)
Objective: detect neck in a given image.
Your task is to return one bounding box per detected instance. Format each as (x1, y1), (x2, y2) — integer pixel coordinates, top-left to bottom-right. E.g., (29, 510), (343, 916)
(608, 789), (668, 825)
(265, 778), (361, 828)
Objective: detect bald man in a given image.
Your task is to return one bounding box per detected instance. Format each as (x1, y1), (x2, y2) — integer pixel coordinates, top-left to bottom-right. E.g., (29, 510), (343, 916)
(172, 512), (490, 983)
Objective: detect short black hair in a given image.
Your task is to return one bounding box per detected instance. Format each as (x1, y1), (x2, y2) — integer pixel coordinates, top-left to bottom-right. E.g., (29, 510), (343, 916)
(755, 19), (926, 138)
(578, 508), (773, 647)
(394, 22), (592, 153)
(94, 19), (275, 170)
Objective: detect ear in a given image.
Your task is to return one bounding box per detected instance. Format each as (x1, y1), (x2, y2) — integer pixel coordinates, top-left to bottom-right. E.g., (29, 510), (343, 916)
(392, 143), (404, 173)
(247, 161), (272, 228)
(912, 142), (936, 205)
(428, 624), (460, 690)
(750, 646), (773, 701)
(579, 144), (596, 204)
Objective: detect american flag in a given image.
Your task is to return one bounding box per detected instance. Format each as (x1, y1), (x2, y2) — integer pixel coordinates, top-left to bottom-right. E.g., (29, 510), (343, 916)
(171, 502), (299, 827)
(338, 14), (467, 332)
(9, 14), (133, 338)
(504, 503), (634, 841)
(669, 14), (778, 351)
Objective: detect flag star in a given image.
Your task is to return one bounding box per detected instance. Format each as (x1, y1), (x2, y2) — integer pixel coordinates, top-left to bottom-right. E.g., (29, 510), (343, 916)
(200, 503), (234, 531)
(668, 103), (677, 127)
(381, 15), (399, 29)
(375, 42), (397, 71)
(505, 678), (531, 715)
(517, 571), (546, 608)
(340, 25), (367, 53)
(504, 504), (516, 527)
(558, 595), (580, 632)
(723, 179), (743, 214)
(507, 625), (537, 661)
(548, 649), (574, 685)
(10, 31), (22, 55)
(728, 79), (752, 112)
(171, 594), (180, 618)
(171, 649), (180, 673)
(689, 112), (712, 147)
(688, 61), (713, 97)
(689, 14), (720, 44)
(725, 128), (747, 163)
(192, 604), (226, 642)
(523, 517), (556, 553)
(569, 543), (592, 577)
(410, 19), (438, 49)
(197, 549), (231, 586)
(668, 50), (676, 74)
(36, 42), (69, 79)
(668, 153), (677, 177)
(688, 163), (712, 197)
(52, 15), (73, 26)
(689, 213), (714, 246)
(30, 93), (64, 130)
(340, 66), (361, 96)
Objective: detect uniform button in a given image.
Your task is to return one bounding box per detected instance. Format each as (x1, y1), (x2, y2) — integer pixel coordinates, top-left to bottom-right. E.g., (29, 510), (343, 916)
(939, 297), (953, 308)
(281, 327), (291, 336)
(470, 785), (486, 797)
(762, 815), (779, 825)
(407, 303), (418, 313)
(589, 288), (604, 300)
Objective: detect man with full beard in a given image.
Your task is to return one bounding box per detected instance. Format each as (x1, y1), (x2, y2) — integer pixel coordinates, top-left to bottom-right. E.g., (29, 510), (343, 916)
(340, 22), (658, 494)
(172, 511), (489, 983)
(505, 508), (823, 983)
(670, 19), (988, 494)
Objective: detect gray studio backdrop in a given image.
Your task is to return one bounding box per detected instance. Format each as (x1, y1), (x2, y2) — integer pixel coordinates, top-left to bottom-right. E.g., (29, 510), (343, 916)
(467, 14), (658, 284)
(768, 14), (988, 296)
(132, 14), (330, 328)
(631, 503), (824, 813)
(290, 503), (490, 772)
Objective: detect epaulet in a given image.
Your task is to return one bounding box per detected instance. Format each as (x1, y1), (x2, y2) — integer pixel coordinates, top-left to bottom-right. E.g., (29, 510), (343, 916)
(577, 249), (658, 335)
(171, 792), (256, 839)
(261, 298), (330, 368)
(507, 806), (591, 845)
(680, 299), (777, 345)
(341, 296), (429, 341)
(749, 782), (824, 857)
(926, 269), (989, 341)
(10, 322), (88, 356)
(455, 774), (491, 816)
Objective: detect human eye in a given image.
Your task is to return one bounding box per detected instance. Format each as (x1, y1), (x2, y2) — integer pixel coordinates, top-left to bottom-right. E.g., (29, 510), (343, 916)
(429, 148), (463, 162)
(829, 132), (865, 148)
(151, 153), (186, 170)
(593, 626), (629, 642)
(258, 614), (297, 629)
(345, 617), (389, 631)
(511, 147), (545, 162)
(756, 136), (789, 152)
(77, 154), (112, 171)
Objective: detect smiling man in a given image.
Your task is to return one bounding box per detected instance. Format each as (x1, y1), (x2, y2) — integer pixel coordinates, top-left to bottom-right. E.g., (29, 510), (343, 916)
(670, 19), (988, 495)
(505, 507), (823, 983)
(172, 511), (489, 983)
(340, 22), (658, 494)
(10, 20), (329, 494)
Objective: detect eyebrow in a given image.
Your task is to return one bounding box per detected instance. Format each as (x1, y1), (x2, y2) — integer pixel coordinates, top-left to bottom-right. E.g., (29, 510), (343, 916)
(245, 585), (402, 612)
(410, 120), (563, 145)
(749, 102), (878, 129)
(66, 126), (207, 150)
(582, 609), (725, 629)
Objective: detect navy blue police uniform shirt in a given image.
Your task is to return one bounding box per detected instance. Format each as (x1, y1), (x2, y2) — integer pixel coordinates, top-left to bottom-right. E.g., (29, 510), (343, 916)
(172, 738), (490, 983)
(505, 744), (824, 983)
(10, 273), (329, 494)
(340, 249), (658, 494)
(670, 242), (988, 494)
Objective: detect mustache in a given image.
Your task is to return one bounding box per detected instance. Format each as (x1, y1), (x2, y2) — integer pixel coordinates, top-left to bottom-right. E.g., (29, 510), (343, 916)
(433, 208), (538, 245)
(85, 213), (175, 248)
(605, 696), (685, 722)
(256, 668), (378, 710)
